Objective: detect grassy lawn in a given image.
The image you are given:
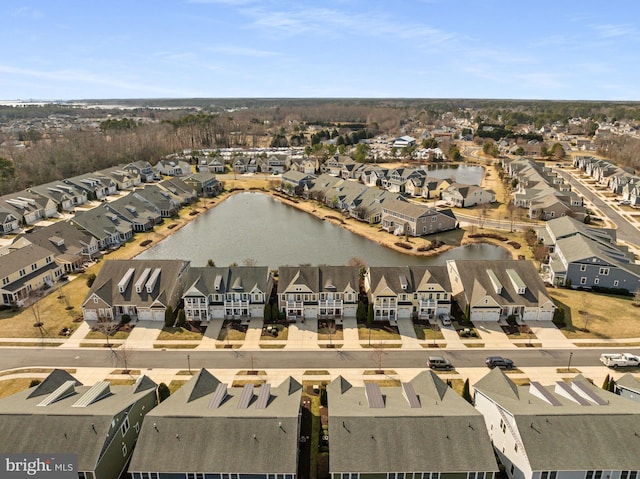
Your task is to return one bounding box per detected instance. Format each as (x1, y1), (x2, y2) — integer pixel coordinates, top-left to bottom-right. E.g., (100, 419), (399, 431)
(85, 329), (131, 340)
(0, 378), (37, 398)
(168, 380), (188, 394)
(550, 288), (640, 339)
(363, 379), (402, 387)
(217, 325), (247, 342)
(361, 343), (403, 348)
(357, 323), (401, 341)
(107, 379), (137, 386)
(317, 327), (344, 341)
(413, 325), (444, 340)
(0, 278), (89, 338)
(157, 327), (203, 341)
(303, 370), (330, 376)
(153, 343), (199, 349)
(259, 344), (286, 349)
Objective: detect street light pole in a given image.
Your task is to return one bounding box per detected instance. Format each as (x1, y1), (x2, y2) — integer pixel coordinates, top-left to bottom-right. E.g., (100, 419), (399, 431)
(187, 354), (191, 374)
(567, 352), (573, 373)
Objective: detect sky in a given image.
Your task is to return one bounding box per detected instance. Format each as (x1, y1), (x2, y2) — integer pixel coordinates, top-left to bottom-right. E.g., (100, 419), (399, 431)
(2, 0), (640, 101)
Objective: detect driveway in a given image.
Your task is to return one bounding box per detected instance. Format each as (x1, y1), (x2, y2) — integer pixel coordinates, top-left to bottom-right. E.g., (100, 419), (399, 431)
(526, 320), (575, 349)
(474, 322), (517, 349)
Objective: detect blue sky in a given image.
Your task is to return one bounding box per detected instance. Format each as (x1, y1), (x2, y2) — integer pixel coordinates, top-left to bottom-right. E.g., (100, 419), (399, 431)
(2, 0), (639, 100)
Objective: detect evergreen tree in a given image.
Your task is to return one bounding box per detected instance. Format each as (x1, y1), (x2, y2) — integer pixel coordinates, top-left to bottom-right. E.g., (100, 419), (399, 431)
(176, 309), (186, 328)
(271, 303), (280, 322)
(164, 306), (174, 328)
(462, 378), (473, 404)
(157, 383), (171, 402)
(356, 301), (367, 322)
(602, 374), (611, 391)
(264, 302), (272, 322)
(367, 303), (374, 326)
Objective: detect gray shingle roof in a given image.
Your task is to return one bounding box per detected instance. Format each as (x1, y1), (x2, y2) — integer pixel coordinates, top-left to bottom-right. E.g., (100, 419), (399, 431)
(328, 371), (498, 474)
(129, 370), (302, 474)
(474, 369), (640, 471)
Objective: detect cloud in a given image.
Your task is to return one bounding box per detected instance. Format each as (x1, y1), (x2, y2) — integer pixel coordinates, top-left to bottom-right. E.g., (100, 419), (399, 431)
(589, 23), (636, 39)
(11, 6), (44, 20)
(208, 45), (278, 57)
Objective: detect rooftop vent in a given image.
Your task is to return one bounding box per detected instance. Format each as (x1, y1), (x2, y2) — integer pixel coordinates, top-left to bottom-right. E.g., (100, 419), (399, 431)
(118, 268), (136, 293)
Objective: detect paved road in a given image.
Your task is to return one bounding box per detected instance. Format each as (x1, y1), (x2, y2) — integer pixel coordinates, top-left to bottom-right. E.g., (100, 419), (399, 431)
(2, 347), (637, 371)
(559, 170), (640, 247)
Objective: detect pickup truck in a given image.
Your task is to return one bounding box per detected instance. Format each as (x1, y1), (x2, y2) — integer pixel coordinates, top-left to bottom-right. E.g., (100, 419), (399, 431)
(600, 353), (640, 368)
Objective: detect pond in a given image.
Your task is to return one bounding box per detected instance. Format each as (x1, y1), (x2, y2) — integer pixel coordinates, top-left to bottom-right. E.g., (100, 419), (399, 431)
(138, 192), (510, 268)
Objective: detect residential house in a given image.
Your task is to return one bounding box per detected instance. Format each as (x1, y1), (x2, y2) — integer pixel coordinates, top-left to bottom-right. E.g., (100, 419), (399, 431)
(348, 189), (401, 224)
(206, 156), (226, 174)
(381, 198), (457, 236)
(159, 177), (198, 205)
(324, 180), (368, 211)
(0, 207), (19, 234)
(0, 242), (63, 305)
(71, 204), (134, 249)
(128, 370), (302, 479)
(15, 221), (99, 272)
(281, 171), (316, 196)
(0, 369), (157, 479)
(124, 160), (157, 182)
(182, 266), (273, 321)
(64, 173), (117, 200)
(442, 183), (496, 207)
(447, 259), (555, 322)
(328, 371), (498, 479)
(541, 216), (640, 290)
(474, 368), (640, 479)
(133, 185), (180, 217)
(28, 181), (88, 212)
(81, 259), (189, 321)
(360, 165), (388, 187)
(365, 266), (452, 322)
(99, 166), (141, 190)
(304, 174), (344, 202)
(614, 373), (640, 403)
(265, 154), (288, 174)
(289, 157), (317, 175)
(155, 159), (192, 176)
(182, 172), (222, 197)
(278, 266), (360, 322)
(391, 135), (416, 148)
(381, 167), (426, 193)
(1, 191), (57, 225)
(105, 193), (162, 232)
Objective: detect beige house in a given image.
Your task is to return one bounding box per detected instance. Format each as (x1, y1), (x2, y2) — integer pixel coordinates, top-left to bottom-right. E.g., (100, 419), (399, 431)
(381, 198), (457, 236)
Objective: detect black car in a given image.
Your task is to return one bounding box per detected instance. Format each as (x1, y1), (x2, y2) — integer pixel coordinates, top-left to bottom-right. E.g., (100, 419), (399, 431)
(485, 356), (514, 369)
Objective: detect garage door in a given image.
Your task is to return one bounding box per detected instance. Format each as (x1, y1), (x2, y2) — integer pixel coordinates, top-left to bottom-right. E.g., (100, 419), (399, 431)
(152, 310), (165, 321)
(472, 309), (499, 321)
(138, 310), (153, 321)
(84, 310), (97, 321)
(537, 310), (554, 321)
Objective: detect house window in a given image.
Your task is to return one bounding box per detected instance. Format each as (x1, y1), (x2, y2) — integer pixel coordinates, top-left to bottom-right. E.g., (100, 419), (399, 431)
(614, 280), (619, 287)
(499, 419), (506, 433)
(514, 443), (518, 453)
(31, 264), (37, 271)
(20, 268), (26, 277)
(621, 472), (637, 479)
(598, 267), (609, 275)
(93, 297), (98, 303)
(122, 443), (127, 456)
(121, 416), (130, 436)
(78, 473), (87, 479)
(431, 216), (437, 222)
(134, 422), (140, 433)
(580, 277), (587, 285)
(468, 473), (486, 479)
(541, 472), (557, 479)
(586, 471), (603, 479)
(580, 264), (586, 271)
(2, 277), (8, 285)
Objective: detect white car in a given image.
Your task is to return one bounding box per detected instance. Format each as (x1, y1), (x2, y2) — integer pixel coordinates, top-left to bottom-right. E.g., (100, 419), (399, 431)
(439, 314), (452, 326)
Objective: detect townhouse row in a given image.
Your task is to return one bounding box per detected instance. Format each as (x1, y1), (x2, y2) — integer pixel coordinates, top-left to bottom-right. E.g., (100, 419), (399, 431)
(573, 155), (640, 205)
(0, 160), (222, 235)
(3, 367), (640, 479)
(81, 259), (556, 324)
(501, 157), (585, 221)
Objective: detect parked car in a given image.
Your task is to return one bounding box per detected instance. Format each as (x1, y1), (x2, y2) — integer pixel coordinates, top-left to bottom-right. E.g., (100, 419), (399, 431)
(485, 356), (514, 369)
(428, 356), (454, 370)
(439, 313), (452, 326)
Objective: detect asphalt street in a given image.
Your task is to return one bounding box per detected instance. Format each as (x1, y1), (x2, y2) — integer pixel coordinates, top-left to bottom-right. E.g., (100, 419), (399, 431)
(1, 347), (638, 371)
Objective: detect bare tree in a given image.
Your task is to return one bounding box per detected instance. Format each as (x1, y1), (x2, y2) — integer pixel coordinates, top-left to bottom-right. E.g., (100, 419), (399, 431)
(324, 321), (337, 347)
(94, 321), (118, 352)
(371, 343), (387, 373)
(478, 202), (490, 229)
(114, 345), (134, 374)
(242, 258), (258, 267)
(507, 201), (519, 232)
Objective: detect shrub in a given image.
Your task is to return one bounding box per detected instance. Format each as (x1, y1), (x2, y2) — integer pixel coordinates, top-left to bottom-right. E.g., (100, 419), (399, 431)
(394, 242), (413, 250)
(264, 303), (272, 322)
(164, 306), (175, 328)
(157, 383), (170, 402)
(553, 307), (566, 328)
(29, 379), (41, 388)
(86, 273), (97, 288)
(320, 387), (328, 407)
(507, 241), (521, 249)
(120, 314), (132, 325)
(176, 310), (186, 328)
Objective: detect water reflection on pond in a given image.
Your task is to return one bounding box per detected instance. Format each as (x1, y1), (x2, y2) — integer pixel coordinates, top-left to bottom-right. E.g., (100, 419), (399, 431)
(138, 192), (510, 268)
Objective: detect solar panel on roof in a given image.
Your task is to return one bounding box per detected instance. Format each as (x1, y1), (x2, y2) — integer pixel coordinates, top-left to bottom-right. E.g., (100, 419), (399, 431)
(255, 383), (271, 409)
(37, 380), (77, 407)
(237, 384), (254, 409)
(72, 381), (111, 408)
(208, 383), (228, 409)
(364, 382), (385, 408)
(529, 381), (562, 406)
(554, 381), (590, 406)
(401, 382), (421, 408)
(571, 380), (608, 405)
